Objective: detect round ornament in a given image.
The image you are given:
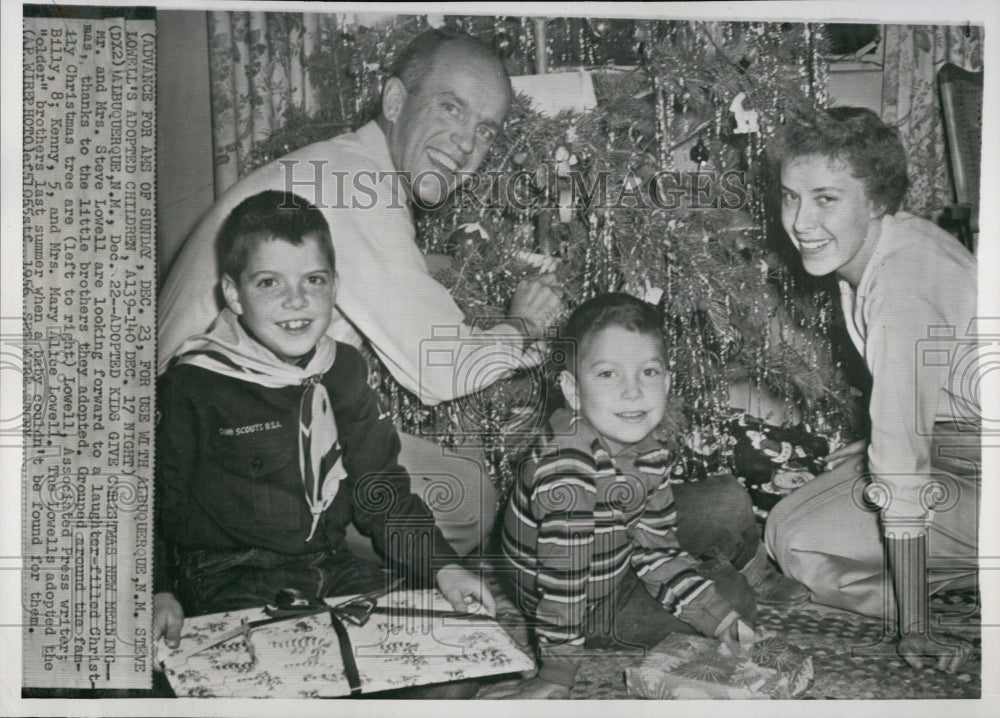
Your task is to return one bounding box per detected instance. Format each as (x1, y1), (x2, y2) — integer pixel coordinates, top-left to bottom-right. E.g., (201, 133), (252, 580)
(590, 19), (610, 38)
(690, 138), (710, 164)
(493, 29), (516, 58)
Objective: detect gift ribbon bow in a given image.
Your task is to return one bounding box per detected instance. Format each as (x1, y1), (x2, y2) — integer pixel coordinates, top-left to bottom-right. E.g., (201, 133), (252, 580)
(177, 579), (489, 696)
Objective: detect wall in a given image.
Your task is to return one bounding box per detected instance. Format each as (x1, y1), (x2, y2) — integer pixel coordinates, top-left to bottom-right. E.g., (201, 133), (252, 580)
(827, 60), (884, 113)
(156, 10), (214, 286)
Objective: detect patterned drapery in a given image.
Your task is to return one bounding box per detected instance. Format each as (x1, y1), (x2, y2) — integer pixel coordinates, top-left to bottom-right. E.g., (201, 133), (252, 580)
(208, 12), (330, 194)
(881, 24), (983, 219)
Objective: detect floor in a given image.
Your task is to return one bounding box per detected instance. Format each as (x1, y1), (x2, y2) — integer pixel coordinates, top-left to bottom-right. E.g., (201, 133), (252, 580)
(475, 564), (982, 700)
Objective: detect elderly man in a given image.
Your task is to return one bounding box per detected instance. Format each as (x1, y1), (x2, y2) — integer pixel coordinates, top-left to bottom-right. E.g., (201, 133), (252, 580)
(157, 29), (564, 557)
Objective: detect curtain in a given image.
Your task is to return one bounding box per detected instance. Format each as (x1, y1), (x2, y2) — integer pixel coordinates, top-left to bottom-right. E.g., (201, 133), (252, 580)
(881, 24), (984, 219)
(208, 12), (331, 195)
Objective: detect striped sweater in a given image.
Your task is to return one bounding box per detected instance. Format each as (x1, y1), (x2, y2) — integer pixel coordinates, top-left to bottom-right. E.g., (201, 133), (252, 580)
(501, 409), (737, 687)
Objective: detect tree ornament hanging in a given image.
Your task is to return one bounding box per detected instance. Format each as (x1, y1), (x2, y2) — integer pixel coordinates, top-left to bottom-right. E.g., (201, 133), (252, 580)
(493, 28), (516, 58)
(550, 145), (579, 223)
(730, 92), (760, 134)
(553, 145), (576, 176)
(457, 222), (489, 252)
(589, 19), (611, 39)
(345, 56), (364, 79)
(690, 137), (710, 165)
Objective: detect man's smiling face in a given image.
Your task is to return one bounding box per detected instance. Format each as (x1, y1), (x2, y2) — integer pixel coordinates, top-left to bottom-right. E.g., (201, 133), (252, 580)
(384, 42), (510, 207)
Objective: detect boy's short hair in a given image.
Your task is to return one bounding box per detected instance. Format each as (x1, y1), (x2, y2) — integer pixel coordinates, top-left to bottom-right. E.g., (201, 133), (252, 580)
(217, 190), (335, 282)
(560, 293), (666, 376)
(770, 106), (909, 216)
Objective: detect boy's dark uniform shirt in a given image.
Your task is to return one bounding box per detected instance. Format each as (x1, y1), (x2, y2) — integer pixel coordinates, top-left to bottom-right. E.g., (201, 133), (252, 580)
(154, 341), (458, 600)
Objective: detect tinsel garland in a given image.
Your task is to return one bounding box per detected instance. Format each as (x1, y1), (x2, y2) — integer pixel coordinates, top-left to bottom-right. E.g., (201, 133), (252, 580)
(244, 17), (863, 496)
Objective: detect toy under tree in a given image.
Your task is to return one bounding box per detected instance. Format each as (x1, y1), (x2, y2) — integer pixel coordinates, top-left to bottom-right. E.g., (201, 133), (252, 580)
(245, 16), (862, 496)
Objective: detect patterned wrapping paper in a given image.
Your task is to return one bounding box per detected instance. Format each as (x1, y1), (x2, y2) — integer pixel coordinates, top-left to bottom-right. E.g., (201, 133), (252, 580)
(730, 415), (832, 515)
(626, 632), (814, 700)
(156, 589), (534, 698)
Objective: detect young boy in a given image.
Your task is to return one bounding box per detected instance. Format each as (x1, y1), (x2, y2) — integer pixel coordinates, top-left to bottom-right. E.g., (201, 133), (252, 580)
(493, 293), (806, 699)
(152, 191), (492, 649)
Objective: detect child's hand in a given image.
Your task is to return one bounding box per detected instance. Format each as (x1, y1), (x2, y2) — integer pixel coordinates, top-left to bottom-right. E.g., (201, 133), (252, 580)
(435, 564), (497, 617)
(478, 676), (571, 699)
(716, 615), (760, 656)
(153, 592), (185, 652)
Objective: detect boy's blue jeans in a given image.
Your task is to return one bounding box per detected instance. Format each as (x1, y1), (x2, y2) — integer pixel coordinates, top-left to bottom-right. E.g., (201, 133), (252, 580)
(174, 546), (389, 617)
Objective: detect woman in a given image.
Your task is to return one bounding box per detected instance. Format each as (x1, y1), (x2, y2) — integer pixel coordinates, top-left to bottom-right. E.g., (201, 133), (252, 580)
(764, 107), (979, 672)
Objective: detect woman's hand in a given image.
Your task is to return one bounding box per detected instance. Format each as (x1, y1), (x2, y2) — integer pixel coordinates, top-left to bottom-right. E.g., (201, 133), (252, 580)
(823, 439), (868, 471)
(898, 632), (973, 673)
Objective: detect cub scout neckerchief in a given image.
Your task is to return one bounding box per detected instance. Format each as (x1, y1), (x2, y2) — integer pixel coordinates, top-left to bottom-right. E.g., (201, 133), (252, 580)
(174, 308), (347, 541)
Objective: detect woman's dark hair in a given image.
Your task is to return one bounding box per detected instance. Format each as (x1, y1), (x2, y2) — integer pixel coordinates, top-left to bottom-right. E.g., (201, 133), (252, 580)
(560, 293), (665, 376)
(216, 190), (334, 283)
(771, 106), (909, 215)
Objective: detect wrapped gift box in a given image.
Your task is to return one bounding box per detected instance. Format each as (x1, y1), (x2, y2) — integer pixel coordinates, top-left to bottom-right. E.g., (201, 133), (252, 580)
(626, 633), (813, 700)
(156, 589), (534, 698)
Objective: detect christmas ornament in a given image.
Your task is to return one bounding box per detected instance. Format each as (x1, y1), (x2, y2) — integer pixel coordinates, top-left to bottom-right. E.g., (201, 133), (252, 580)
(345, 57), (363, 79)
(729, 92), (760, 134)
(553, 145), (576, 177)
(690, 137), (710, 164)
(589, 19), (610, 38)
(458, 222), (489, 245)
(493, 29), (516, 58)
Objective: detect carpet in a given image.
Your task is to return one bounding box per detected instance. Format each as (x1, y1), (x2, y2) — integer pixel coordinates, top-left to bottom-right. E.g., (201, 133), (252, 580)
(477, 566), (982, 700)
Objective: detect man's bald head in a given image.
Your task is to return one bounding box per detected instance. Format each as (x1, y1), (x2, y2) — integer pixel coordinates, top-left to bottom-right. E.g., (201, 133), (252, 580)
(389, 28), (512, 105)
(379, 29), (513, 207)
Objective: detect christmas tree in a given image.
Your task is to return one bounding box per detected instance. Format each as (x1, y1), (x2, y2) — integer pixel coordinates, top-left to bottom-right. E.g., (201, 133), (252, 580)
(247, 15), (862, 495)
